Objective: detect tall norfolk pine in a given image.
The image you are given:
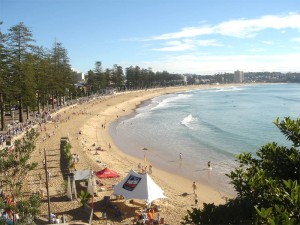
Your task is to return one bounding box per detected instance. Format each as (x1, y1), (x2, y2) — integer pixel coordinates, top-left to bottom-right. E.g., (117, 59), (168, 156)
(0, 22), (77, 130)
(6, 22), (35, 123)
(1, 21), (188, 131)
(0, 21), (10, 130)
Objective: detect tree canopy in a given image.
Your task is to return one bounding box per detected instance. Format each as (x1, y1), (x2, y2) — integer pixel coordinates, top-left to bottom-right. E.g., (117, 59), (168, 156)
(0, 129), (41, 224)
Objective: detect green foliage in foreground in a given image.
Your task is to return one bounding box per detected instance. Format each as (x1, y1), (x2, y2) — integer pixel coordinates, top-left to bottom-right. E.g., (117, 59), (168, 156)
(181, 117), (300, 225)
(79, 190), (91, 206)
(0, 129), (41, 224)
(255, 179), (300, 225)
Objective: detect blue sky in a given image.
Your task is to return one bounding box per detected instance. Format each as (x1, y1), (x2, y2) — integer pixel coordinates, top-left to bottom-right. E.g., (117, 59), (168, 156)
(1, 0), (300, 74)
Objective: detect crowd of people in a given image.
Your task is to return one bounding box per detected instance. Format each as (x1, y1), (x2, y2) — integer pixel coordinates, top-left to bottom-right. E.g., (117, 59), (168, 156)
(0, 93), (114, 149)
(135, 207), (161, 225)
(0, 94), (115, 224)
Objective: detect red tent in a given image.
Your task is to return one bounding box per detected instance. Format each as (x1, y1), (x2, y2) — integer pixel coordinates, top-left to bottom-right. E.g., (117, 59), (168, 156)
(95, 168), (119, 178)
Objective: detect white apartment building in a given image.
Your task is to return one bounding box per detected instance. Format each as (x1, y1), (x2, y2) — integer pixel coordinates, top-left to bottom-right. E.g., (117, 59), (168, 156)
(234, 70), (244, 83)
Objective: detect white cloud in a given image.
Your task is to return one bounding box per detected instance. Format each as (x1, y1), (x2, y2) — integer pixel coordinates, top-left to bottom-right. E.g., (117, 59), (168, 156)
(261, 41), (273, 45)
(196, 39), (223, 46)
(153, 44), (194, 52)
(148, 12), (300, 41)
(248, 48), (265, 52)
(291, 37), (300, 43)
(138, 13), (300, 73)
(153, 39), (223, 52)
(149, 26), (214, 40)
(139, 53), (300, 74)
(153, 40), (194, 51)
(216, 13), (300, 38)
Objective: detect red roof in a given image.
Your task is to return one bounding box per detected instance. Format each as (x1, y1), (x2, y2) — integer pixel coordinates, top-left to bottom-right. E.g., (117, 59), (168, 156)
(95, 168), (119, 178)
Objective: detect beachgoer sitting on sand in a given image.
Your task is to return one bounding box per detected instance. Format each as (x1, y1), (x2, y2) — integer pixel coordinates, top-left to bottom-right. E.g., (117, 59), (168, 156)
(147, 208), (155, 224)
(50, 213), (56, 224)
(154, 213), (160, 224)
(138, 212), (148, 224)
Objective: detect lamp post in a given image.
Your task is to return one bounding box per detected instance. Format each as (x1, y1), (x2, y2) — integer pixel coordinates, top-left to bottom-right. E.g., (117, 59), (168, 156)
(44, 149), (51, 224)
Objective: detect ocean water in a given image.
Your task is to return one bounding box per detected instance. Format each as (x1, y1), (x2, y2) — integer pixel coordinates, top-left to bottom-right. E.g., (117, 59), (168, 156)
(110, 83), (300, 195)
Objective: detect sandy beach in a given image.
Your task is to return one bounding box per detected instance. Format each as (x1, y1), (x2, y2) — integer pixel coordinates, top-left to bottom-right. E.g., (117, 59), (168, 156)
(26, 85), (235, 224)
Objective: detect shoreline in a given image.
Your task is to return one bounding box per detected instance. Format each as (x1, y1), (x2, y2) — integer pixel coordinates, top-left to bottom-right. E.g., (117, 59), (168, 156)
(78, 85), (242, 193)
(108, 90), (236, 196)
(31, 84), (251, 224)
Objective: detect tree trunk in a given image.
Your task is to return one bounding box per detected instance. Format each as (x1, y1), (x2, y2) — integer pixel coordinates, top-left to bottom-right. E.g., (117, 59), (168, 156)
(37, 92), (40, 114)
(26, 105), (29, 121)
(51, 92), (54, 109)
(0, 93), (4, 131)
(18, 97), (23, 123)
(59, 94), (62, 106)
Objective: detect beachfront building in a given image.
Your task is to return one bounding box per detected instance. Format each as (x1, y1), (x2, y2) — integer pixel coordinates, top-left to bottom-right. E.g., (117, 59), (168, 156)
(71, 68), (85, 82)
(234, 70), (244, 83)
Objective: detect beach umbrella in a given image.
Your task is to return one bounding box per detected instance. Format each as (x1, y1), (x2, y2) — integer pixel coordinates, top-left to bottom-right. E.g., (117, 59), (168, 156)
(66, 176), (72, 200)
(95, 167), (119, 179)
(113, 169), (167, 203)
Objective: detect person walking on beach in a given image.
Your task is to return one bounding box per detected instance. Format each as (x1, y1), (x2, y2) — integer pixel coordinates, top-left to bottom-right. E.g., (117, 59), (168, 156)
(179, 152), (182, 160)
(192, 181), (197, 194)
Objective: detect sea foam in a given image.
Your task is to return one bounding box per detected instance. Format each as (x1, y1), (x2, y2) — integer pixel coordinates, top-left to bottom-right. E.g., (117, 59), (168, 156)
(151, 93), (192, 111)
(181, 114), (198, 129)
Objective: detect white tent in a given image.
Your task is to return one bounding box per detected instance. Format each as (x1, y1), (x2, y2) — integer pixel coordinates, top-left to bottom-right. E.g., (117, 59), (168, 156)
(113, 169), (167, 203)
(73, 170), (91, 181)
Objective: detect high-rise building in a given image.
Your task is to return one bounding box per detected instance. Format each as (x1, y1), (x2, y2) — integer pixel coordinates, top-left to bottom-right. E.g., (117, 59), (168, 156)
(234, 70), (244, 83)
